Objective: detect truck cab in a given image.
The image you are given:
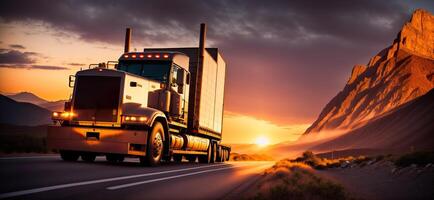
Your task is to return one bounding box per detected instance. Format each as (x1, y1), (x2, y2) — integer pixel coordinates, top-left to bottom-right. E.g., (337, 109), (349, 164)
(117, 51), (190, 124)
(47, 24), (230, 166)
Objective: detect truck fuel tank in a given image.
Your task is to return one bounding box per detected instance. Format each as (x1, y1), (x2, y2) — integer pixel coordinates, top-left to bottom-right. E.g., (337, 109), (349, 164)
(183, 134), (209, 151)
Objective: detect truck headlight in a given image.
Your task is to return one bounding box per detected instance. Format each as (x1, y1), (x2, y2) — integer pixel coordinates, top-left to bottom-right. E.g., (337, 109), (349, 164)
(52, 111), (76, 121)
(122, 115), (147, 124)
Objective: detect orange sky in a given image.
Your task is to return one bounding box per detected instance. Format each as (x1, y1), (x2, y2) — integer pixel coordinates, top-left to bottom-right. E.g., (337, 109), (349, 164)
(0, 22), (309, 144)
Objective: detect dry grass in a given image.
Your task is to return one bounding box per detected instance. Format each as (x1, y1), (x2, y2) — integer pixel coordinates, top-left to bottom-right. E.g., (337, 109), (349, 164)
(293, 151), (376, 169)
(230, 153), (274, 161)
(246, 160), (353, 200)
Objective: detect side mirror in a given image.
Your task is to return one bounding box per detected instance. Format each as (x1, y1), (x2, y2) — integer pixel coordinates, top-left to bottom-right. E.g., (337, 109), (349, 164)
(178, 85), (184, 94)
(68, 75), (75, 88)
(176, 70), (185, 86)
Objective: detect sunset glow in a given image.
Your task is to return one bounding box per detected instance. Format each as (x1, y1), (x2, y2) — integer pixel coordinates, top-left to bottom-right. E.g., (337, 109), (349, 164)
(255, 136), (269, 147)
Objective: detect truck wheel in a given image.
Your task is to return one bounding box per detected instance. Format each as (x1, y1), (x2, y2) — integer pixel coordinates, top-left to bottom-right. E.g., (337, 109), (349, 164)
(210, 142), (217, 163)
(173, 154), (183, 162)
(198, 142), (212, 163)
(140, 122), (164, 166)
(60, 150), (79, 161)
(81, 153), (96, 162)
(186, 155), (197, 163)
(221, 150), (225, 163)
(215, 146), (221, 162)
(226, 150), (230, 161)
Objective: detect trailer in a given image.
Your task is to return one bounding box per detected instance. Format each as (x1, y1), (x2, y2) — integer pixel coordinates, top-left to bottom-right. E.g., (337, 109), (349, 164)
(47, 24), (230, 165)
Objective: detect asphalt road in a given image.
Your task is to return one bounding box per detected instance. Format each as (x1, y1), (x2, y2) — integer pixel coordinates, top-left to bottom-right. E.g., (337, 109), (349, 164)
(0, 155), (274, 200)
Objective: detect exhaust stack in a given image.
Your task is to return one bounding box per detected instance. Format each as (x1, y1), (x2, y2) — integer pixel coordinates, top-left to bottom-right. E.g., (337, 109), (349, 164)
(124, 28), (132, 53)
(198, 23), (206, 62)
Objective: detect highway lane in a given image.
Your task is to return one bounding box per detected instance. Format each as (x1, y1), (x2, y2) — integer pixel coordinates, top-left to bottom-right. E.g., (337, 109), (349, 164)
(0, 155), (274, 200)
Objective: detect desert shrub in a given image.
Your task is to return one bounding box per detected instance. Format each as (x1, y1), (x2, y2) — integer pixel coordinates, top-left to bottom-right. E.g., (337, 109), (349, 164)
(291, 151), (334, 169)
(248, 159), (352, 200)
(394, 151), (434, 167)
(353, 155), (371, 165)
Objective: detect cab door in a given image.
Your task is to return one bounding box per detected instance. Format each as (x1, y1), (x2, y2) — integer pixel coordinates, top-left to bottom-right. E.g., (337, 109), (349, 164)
(169, 65), (189, 121)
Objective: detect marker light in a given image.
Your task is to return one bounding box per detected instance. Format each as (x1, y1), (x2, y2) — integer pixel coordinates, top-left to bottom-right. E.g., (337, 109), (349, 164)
(155, 54), (160, 58)
(131, 54), (137, 58)
(139, 54), (144, 58)
(147, 54), (152, 58)
(139, 117), (147, 122)
(124, 54), (129, 58)
(163, 54), (169, 58)
(130, 116), (137, 121)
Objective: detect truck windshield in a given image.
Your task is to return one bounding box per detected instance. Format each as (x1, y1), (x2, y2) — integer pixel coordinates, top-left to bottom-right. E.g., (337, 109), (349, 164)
(118, 60), (170, 82)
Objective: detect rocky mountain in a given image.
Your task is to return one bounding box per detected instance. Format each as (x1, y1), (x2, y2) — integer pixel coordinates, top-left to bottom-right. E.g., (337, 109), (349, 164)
(310, 88), (434, 152)
(305, 9), (434, 134)
(7, 92), (66, 111)
(0, 95), (52, 126)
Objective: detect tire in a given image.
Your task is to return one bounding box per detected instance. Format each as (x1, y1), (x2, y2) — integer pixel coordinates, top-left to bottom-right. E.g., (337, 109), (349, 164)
(210, 142), (217, 163)
(186, 155), (197, 163)
(198, 141), (212, 163)
(221, 150), (225, 163)
(173, 154), (183, 162)
(226, 150), (230, 161)
(106, 154), (124, 163)
(81, 153), (96, 162)
(140, 122), (164, 166)
(216, 146), (222, 162)
(60, 150), (79, 161)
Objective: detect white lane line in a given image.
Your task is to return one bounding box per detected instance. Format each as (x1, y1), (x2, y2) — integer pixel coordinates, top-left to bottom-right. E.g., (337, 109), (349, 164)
(107, 164), (247, 190)
(0, 156), (59, 160)
(0, 164), (227, 199)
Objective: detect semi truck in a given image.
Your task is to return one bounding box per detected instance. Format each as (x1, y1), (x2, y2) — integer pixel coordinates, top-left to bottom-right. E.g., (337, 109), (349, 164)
(47, 24), (230, 166)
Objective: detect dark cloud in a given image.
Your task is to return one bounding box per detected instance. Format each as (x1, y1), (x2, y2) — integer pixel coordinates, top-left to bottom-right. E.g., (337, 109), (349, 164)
(9, 44), (25, 49)
(0, 0), (432, 124)
(0, 64), (68, 70)
(67, 63), (85, 67)
(0, 49), (36, 64)
(0, 49), (65, 70)
(31, 65), (68, 70)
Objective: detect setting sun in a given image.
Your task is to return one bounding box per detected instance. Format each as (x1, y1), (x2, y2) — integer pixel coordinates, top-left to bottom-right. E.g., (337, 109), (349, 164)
(255, 136), (269, 147)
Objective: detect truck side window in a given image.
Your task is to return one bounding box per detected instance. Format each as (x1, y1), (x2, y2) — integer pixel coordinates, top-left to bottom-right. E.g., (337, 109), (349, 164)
(171, 65), (179, 87)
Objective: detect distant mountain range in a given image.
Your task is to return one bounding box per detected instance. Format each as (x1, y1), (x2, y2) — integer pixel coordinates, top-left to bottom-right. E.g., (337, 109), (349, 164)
(0, 95), (52, 126)
(268, 9), (434, 157)
(0, 92), (67, 126)
(6, 92), (66, 112)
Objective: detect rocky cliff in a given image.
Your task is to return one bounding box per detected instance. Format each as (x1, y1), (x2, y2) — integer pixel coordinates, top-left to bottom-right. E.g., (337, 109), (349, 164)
(305, 9), (434, 134)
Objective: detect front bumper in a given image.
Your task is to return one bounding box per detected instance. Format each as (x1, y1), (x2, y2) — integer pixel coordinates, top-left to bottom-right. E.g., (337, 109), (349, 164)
(47, 125), (148, 156)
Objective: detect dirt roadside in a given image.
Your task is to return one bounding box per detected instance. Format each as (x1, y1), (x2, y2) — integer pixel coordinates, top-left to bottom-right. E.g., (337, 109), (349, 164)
(316, 160), (434, 200)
